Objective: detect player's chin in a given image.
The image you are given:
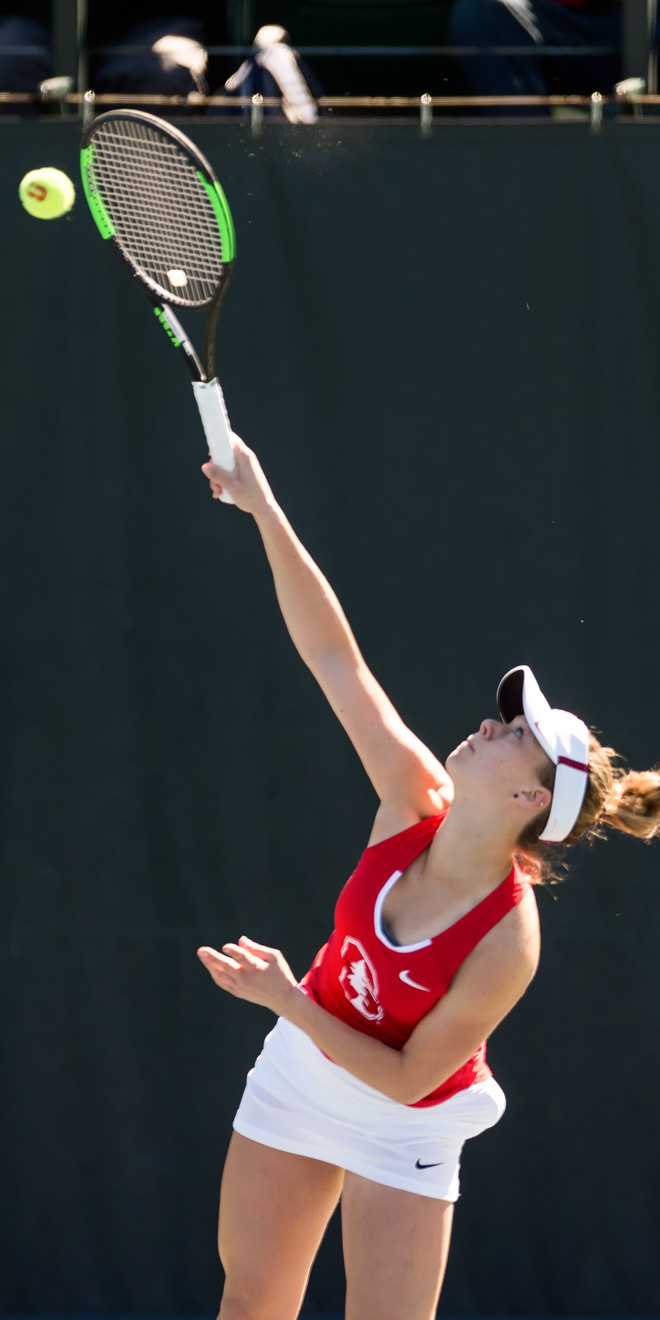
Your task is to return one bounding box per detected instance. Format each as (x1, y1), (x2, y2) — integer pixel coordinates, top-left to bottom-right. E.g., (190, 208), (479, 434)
(446, 739), (469, 765)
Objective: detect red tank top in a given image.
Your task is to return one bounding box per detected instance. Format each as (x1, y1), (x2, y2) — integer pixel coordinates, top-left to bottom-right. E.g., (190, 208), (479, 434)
(300, 812), (529, 1107)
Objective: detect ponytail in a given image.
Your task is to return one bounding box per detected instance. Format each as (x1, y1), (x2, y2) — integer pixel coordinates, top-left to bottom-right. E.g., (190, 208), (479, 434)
(597, 769), (660, 841)
(516, 733), (660, 884)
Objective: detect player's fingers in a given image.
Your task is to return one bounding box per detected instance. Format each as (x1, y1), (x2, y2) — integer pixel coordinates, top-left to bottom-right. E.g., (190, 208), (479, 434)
(238, 935), (275, 957)
(202, 465), (235, 494)
(197, 946), (241, 971)
(210, 968), (234, 990)
(201, 465), (226, 496)
(199, 959), (235, 990)
(221, 942), (245, 961)
(198, 944), (223, 960)
(202, 437), (249, 483)
(202, 470), (224, 492)
(198, 945), (219, 960)
(220, 945), (253, 966)
(202, 466), (224, 483)
(223, 943), (267, 970)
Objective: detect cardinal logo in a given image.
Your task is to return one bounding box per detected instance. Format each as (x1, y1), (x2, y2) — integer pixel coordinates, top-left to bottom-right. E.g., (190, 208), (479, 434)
(339, 937), (384, 1022)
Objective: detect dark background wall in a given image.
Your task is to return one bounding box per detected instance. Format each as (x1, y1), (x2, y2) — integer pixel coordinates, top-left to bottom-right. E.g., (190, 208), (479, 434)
(1, 118), (659, 1315)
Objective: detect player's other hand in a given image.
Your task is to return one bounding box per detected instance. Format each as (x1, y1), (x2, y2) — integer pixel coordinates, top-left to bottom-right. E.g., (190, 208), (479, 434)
(201, 435), (274, 517)
(197, 936), (299, 1016)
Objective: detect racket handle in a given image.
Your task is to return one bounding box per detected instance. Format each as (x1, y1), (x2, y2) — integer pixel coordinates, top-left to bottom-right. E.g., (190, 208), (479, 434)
(192, 378), (236, 505)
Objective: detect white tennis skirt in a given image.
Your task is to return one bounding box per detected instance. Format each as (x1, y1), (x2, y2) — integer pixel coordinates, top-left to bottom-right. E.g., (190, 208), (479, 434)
(232, 1017), (506, 1201)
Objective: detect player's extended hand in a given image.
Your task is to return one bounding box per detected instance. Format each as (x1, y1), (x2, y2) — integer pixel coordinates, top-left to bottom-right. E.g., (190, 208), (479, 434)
(201, 435), (274, 517)
(197, 936), (299, 1015)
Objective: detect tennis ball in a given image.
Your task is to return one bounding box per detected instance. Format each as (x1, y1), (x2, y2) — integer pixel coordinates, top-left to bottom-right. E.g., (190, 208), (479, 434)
(19, 167), (75, 220)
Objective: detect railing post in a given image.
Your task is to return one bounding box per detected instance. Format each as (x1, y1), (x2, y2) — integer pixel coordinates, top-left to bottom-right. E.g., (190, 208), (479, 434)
(420, 93), (433, 134)
(251, 92), (263, 134)
(82, 87), (95, 127)
(590, 91), (603, 131)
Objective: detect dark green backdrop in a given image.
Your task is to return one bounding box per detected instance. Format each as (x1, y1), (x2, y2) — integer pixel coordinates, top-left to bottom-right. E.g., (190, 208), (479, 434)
(1, 118), (659, 1315)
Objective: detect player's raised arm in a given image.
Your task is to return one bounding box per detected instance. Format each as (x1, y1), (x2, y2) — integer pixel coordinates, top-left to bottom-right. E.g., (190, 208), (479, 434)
(202, 440), (452, 815)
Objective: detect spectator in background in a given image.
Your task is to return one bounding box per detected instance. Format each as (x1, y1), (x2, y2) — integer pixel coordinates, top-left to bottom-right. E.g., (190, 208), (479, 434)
(0, 5), (51, 114)
(89, 4), (211, 107)
(446, 0), (622, 110)
(0, 2), (218, 114)
(221, 25), (320, 123)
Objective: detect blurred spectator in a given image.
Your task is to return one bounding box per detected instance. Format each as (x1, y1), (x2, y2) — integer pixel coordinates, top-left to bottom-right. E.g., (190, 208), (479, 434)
(0, 3), (218, 113)
(446, 0), (622, 109)
(221, 25), (320, 122)
(0, 6), (51, 114)
(90, 7), (209, 106)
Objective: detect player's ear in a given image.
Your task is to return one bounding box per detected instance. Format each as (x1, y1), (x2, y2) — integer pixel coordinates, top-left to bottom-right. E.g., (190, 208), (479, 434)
(515, 786), (551, 811)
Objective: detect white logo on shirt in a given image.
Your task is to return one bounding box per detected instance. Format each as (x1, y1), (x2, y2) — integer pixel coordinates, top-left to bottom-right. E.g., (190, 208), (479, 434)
(399, 969), (430, 992)
(339, 937), (384, 1022)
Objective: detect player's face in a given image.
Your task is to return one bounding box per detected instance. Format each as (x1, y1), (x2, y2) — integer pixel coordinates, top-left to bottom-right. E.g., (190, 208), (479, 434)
(447, 714), (552, 804)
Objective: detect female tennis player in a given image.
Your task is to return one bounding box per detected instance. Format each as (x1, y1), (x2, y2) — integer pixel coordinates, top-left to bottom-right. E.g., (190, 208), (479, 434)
(197, 439), (660, 1320)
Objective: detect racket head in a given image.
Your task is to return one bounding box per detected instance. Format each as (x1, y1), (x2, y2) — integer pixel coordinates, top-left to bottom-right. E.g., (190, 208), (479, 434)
(80, 110), (235, 309)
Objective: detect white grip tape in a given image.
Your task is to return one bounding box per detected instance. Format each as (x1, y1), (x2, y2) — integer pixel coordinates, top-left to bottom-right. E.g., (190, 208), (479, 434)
(192, 378), (236, 505)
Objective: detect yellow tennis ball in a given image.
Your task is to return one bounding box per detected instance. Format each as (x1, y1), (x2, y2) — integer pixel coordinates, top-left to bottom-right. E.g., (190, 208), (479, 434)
(19, 167), (75, 220)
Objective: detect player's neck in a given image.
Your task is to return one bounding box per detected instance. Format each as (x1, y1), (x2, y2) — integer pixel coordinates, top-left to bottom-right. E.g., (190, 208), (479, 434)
(428, 798), (517, 895)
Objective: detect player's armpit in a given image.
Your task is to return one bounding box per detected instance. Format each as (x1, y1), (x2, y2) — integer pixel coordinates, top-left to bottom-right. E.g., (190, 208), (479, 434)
(398, 904), (540, 1105)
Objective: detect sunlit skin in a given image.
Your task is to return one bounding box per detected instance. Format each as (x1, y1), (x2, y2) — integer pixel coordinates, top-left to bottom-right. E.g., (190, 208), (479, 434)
(198, 437), (552, 1001)
(444, 713), (554, 831)
(448, 712), (552, 790)
(198, 713), (552, 1018)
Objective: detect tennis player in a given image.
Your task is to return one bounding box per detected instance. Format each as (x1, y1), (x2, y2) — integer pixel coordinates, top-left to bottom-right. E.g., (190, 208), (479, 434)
(197, 439), (660, 1320)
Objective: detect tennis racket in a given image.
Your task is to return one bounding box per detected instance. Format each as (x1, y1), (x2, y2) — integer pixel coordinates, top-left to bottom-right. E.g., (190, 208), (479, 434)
(80, 109), (237, 503)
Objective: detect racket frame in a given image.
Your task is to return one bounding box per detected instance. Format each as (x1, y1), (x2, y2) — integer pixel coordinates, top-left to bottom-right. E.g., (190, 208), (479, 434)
(80, 109), (237, 493)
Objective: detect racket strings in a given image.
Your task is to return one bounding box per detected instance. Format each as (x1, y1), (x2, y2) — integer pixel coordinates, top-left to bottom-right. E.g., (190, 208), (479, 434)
(88, 117), (224, 306)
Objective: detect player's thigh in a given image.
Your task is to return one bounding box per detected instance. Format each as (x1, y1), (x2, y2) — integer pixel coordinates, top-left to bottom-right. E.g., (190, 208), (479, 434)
(341, 1171), (454, 1320)
(218, 1132), (344, 1320)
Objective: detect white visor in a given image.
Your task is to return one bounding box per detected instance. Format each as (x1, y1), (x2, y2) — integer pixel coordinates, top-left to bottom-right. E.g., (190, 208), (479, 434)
(496, 665), (589, 843)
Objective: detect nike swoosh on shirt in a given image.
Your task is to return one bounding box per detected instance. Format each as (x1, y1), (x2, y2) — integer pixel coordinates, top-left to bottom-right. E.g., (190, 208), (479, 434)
(399, 969), (431, 992)
(415, 1159), (444, 1169)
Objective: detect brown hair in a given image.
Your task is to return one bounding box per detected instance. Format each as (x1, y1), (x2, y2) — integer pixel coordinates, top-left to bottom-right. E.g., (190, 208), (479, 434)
(515, 732), (660, 884)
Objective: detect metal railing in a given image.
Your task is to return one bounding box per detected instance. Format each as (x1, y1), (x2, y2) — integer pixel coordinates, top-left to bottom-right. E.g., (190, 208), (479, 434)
(2, 89), (659, 131)
(2, 0), (657, 111)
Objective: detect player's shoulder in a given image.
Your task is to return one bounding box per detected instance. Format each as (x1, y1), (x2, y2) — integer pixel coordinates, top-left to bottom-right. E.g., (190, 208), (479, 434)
(473, 885), (540, 978)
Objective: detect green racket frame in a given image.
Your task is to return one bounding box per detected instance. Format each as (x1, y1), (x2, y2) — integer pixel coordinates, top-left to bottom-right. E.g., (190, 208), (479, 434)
(80, 110), (237, 494)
